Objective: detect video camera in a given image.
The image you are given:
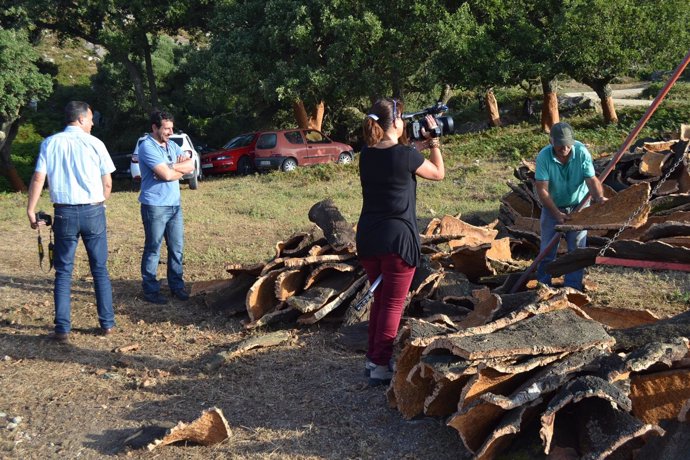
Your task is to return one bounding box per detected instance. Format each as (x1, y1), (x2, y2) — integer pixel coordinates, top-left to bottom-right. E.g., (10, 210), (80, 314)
(402, 101), (454, 141)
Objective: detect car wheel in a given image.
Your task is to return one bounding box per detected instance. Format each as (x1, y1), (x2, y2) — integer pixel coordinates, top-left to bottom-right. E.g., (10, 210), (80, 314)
(237, 156), (254, 175)
(281, 157), (298, 172)
(189, 168), (199, 190)
(337, 152), (353, 164)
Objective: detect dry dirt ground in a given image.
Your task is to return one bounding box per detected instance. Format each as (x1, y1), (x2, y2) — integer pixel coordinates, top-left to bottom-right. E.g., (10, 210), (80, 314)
(0, 224), (467, 459)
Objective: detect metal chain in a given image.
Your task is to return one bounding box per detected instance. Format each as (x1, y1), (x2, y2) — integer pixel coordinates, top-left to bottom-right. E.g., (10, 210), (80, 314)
(598, 143), (690, 257)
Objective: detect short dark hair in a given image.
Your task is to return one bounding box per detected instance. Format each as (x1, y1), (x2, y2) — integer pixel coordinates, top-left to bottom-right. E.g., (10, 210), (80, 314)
(64, 101), (91, 124)
(150, 109), (174, 129)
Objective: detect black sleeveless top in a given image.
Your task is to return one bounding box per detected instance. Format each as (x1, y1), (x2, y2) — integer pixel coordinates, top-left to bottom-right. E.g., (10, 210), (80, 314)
(356, 143), (425, 267)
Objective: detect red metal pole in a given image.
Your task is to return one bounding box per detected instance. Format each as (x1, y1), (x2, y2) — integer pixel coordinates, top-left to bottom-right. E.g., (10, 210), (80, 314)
(509, 49), (690, 294)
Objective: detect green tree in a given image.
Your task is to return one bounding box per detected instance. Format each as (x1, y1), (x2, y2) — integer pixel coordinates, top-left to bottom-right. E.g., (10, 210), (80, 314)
(0, 28), (52, 191)
(5, 0), (212, 112)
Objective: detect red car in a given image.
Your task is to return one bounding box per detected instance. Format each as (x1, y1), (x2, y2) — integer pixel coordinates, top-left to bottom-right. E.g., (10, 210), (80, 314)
(201, 132), (258, 175)
(253, 129), (354, 172)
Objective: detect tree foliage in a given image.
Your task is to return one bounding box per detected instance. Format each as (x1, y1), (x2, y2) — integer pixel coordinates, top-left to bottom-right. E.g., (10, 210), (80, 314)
(0, 27), (53, 191)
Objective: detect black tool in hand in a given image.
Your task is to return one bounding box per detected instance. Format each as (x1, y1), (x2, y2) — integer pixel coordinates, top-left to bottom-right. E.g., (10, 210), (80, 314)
(353, 274), (383, 311)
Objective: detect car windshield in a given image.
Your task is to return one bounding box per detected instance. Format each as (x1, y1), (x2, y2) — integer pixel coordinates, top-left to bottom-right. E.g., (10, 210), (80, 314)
(223, 134), (255, 149)
(171, 137), (184, 147)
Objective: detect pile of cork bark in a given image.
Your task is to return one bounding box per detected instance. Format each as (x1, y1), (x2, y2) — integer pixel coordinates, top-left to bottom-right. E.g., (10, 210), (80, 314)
(499, 133), (690, 275)
(191, 131), (690, 458)
(387, 284), (690, 459)
(193, 199), (523, 329)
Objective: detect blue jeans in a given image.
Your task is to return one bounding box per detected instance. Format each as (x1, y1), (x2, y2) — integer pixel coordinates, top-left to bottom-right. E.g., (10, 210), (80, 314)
(536, 207), (587, 290)
(52, 204), (114, 333)
(140, 205), (185, 295)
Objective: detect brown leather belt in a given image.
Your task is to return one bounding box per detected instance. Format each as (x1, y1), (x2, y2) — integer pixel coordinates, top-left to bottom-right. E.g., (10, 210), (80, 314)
(53, 202), (103, 208)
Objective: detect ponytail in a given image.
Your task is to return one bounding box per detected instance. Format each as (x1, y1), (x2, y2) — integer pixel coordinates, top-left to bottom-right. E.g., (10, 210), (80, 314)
(362, 98), (404, 147)
(363, 117), (385, 146)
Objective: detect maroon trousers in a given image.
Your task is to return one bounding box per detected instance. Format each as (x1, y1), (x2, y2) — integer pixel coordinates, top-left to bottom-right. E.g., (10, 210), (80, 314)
(360, 253), (416, 366)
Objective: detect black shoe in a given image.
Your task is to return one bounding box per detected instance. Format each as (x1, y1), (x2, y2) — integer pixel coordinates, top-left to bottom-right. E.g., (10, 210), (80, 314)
(143, 292), (168, 304)
(171, 288), (190, 301)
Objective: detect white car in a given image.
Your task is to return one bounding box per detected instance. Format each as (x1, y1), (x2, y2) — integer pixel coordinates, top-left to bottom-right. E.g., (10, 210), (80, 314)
(131, 132), (202, 190)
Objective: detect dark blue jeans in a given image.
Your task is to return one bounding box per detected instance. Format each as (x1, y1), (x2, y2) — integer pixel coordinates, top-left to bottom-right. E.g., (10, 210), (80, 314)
(140, 204), (185, 296)
(536, 207), (587, 290)
(52, 204), (115, 333)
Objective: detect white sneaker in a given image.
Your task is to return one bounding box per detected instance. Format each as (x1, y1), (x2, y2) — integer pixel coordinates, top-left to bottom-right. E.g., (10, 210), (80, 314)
(364, 358), (377, 377)
(369, 365), (393, 386)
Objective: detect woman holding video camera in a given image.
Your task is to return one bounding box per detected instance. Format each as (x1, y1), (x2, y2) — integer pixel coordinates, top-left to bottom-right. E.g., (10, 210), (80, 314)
(357, 98), (445, 386)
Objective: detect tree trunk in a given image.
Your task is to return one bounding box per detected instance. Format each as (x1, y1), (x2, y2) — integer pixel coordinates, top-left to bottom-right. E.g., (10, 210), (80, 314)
(485, 88), (501, 127)
(293, 100), (309, 129)
(0, 118), (27, 192)
(292, 100), (325, 131)
(439, 84), (453, 105)
(117, 53), (149, 112)
(142, 37), (159, 110)
(540, 77), (560, 133)
(586, 80), (618, 124)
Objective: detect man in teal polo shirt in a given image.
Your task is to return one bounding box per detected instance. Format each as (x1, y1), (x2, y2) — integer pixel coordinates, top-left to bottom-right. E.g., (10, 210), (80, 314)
(535, 122), (607, 290)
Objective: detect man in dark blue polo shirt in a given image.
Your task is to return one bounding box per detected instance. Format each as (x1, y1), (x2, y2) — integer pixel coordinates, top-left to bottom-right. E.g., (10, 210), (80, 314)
(535, 122), (607, 290)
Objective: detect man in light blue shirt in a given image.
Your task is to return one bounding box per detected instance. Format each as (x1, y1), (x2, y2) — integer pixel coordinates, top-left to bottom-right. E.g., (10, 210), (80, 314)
(535, 122), (607, 290)
(138, 110), (194, 304)
(26, 101), (116, 342)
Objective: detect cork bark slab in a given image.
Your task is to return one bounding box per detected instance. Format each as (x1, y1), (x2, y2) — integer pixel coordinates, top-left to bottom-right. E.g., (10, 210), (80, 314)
(513, 216), (541, 234)
(224, 261), (265, 277)
(274, 225), (325, 258)
(419, 299), (472, 321)
(650, 193), (690, 215)
(656, 179), (680, 195)
(480, 346), (608, 411)
(630, 368), (690, 424)
(618, 211), (690, 240)
(201, 273), (256, 315)
(297, 274), (366, 324)
(283, 253), (355, 268)
(486, 237), (513, 262)
(246, 270), (284, 321)
(594, 337), (689, 383)
(409, 255), (442, 296)
(287, 271), (355, 313)
(640, 221), (690, 241)
(274, 269), (307, 301)
(643, 140), (678, 152)
(457, 293), (501, 329)
(474, 399), (544, 460)
(448, 399), (506, 454)
(612, 310), (690, 352)
(557, 183), (651, 231)
(423, 376), (469, 417)
(390, 341), (435, 419)
(502, 191), (540, 218)
(573, 398), (664, 460)
(577, 305), (659, 329)
(658, 236), (690, 248)
(308, 199), (356, 252)
(432, 270), (474, 300)
(635, 420), (690, 460)
(425, 308), (613, 361)
(539, 375), (632, 454)
(302, 262), (356, 290)
(449, 244), (495, 281)
(147, 407), (231, 450)
(639, 150), (671, 177)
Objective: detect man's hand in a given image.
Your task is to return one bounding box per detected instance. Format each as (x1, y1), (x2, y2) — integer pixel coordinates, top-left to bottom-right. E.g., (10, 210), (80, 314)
(555, 210), (571, 225)
(27, 210), (45, 230)
(592, 196), (608, 204)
